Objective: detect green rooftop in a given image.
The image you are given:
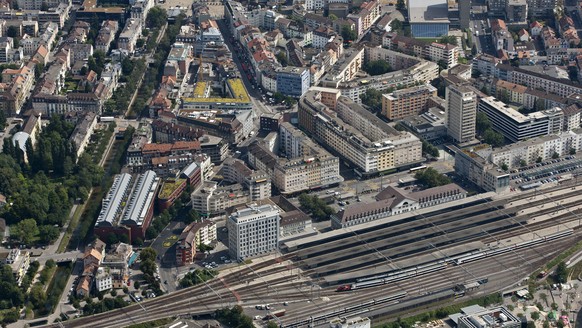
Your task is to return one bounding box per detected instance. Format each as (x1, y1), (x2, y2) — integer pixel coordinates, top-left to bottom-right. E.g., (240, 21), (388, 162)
(158, 179), (186, 200)
(182, 78), (250, 104)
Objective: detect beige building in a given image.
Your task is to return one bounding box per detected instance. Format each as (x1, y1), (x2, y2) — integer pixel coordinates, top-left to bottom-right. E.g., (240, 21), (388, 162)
(247, 123), (343, 195)
(191, 181), (251, 216)
(445, 84), (477, 144)
(381, 84), (437, 120)
(298, 90), (422, 176)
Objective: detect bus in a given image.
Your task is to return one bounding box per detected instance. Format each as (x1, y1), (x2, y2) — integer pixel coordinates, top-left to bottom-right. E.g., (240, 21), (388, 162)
(409, 165), (427, 173)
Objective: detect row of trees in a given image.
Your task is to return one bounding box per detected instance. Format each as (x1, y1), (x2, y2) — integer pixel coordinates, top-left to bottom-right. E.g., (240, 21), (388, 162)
(360, 88), (384, 112)
(298, 194), (336, 221)
(476, 112), (505, 147)
(139, 248), (163, 296)
(180, 269), (217, 288)
(414, 167), (452, 188)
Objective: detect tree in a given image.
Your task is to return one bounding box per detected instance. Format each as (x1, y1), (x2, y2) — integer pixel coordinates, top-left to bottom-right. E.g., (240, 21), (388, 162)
(134, 281), (141, 289)
(185, 209), (200, 224)
(139, 247), (157, 263)
(276, 52), (288, 67)
(475, 112), (491, 134)
(536, 157), (543, 163)
(390, 19), (402, 32)
(341, 25), (357, 42)
(570, 148), (576, 155)
(38, 225), (60, 244)
(501, 163), (508, 171)
(146, 7), (168, 29)
(363, 60), (392, 76)
(540, 293), (548, 306)
(527, 322), (536, 328)
(35, 63), (44, 80)
(136, 38), (145, 49)
(396, 0), (406, 10)
(360, 88), (383, 112)
(328, 14), (338, 20)
(6, 26), (18, 38)
(0, 109), (6, 130)
(498, 89), (510, 103)
(484, 129), (504, 147)
(267, 322), (278, 328)
(531, 312), (540, 321)
(438, 35), (458, 46)
(12, 219), (39, 245)
(414, 168), (452, 188)
(555, 262), (568, 283)
(552, 152), (559, 159)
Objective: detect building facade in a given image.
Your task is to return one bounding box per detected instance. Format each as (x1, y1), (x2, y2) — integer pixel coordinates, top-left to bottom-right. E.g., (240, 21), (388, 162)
(227, 204), (280, 260)
(446, 84), (477, 144)
(381, 84), (437, 120)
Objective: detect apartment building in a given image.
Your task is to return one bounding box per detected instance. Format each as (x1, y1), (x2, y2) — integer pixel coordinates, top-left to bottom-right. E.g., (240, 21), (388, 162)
(95, 20), (118, 53)
(347, 0), (381, 36)
(247, 138), (343, 195)
(118, 19), (141, 54)
(227, 204), (280, 260)
(69, 112), (97, 159)
(424, 42), (460, 68)
(222, 158), (272, 201)
(321, 47), (438, 103)
(489, 130), (582, 169)
(299, 90), (422, 176)
(191, 181), (251, 216)
(4, 249), (30, 286)
(453, 145), (511, 193)
(176, 220), (217, 266)
(276, 66), (310, 98)
(446, 84), (477, 144)
(381, 84), (437, 120)
(94, 171), (160, 243)
(478, 96), (564, 142)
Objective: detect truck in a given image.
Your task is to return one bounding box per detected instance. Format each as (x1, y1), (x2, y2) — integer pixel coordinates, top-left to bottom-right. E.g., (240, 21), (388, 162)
(263, 309), (286, 320)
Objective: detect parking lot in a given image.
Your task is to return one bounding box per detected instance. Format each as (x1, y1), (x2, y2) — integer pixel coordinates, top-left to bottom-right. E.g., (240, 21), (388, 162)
(509, 156), (582, 191)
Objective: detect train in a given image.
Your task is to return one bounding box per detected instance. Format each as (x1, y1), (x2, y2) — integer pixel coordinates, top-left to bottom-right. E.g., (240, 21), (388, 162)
(285, 292), (407, 327)
(453, 229), (573, 265)
(264, 309), (286, 320)
(336, 229), (572, 292)
(336, 262), (446, 291)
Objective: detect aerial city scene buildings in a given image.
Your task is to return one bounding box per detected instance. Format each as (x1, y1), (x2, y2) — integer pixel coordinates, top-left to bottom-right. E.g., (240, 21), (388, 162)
(0, 0), (581, 327)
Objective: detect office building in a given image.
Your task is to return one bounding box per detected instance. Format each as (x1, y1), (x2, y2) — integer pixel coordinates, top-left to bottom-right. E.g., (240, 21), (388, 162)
(407, 0), (450, 38)
(222, 158), (272, 200)
(455, 306), (520, 328)
(446, 84), (477, 144)
(276, 67), (310, 98)
(478, 97), (563, 142)
(227, 204), (280, 260)
(381, 84), (437, 120)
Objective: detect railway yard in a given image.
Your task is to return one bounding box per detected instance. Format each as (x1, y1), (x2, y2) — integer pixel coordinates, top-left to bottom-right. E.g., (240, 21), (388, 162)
(57, 182), (582, 328)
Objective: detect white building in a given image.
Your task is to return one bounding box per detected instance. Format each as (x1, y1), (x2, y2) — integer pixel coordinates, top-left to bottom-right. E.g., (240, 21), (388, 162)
(446, 84), (477, 144)
(478, 97), (563, 143)
(227, 204), (280, 260)
(424, 42), (460, 68)
(95, 267), (113, 292)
